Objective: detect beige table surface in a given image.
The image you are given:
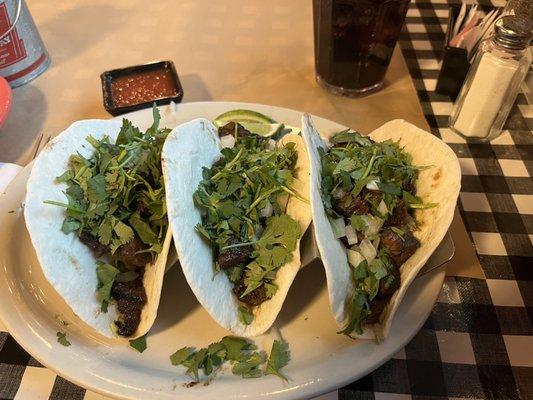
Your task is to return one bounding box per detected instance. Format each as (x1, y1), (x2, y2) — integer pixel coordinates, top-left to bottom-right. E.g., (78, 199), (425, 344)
(0, 0), (428, 164)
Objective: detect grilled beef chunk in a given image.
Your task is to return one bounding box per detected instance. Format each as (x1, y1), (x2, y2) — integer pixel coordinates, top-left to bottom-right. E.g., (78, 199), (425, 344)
(233, 277), (269, 307)
(384, 201), (409, 227)
(79, 229), (151, 337)
(379, 265), (401, 297)
(340, 231), (365, 248)
(381, 226), (420, 267)
(363, 188), (382, 207)
(333, 194), (369, 218)
(112, 235), (151, 268)
(112, 275), (147, 337)
(366, 297), (389, 324)
(340, 236), (350, 248)
(217, 239), (254, 270)
(136, 199), (151, 218)
(79, 230), (110, 258)
(218, 122), (251, 138)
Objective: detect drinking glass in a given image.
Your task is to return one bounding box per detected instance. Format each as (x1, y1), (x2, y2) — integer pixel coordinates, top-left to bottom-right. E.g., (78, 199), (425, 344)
(313, 0), (411, 96)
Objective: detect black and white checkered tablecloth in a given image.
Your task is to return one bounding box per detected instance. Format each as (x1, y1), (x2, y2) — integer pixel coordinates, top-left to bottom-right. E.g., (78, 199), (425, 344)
(1, 0), (532, 399)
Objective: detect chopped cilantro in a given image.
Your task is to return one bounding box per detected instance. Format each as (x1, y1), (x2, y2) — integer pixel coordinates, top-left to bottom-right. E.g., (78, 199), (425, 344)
(390, 226), (405, 240)
(56, 331), (71, 347)
(238, 305), (254, 325)
(350, 214), (366, 232)
(129, 334), (147, 353)
(96, 262), (119, 312)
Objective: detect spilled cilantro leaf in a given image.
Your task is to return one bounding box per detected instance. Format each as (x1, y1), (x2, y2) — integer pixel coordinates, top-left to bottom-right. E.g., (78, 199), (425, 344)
(170, 336), (290, 384)
(265, 340), (290, 381)
(170, 347), (195, 366)
(56, 331), (71, 347)
(129, 334), (147, 353)
(232, 352), (265, 378)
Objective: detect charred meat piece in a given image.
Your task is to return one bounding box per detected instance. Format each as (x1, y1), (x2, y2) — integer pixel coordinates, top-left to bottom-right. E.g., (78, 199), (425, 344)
(112, 275), (147, 337)
(339, 231), (364, 248)
(112, 235), (151, 268)
(79, 230), (110, 258)
(217, 239), (254, 270)
(384, 200), (409, 227)
(233, 277), (269, 307)
(366, 296), (389, 324)
(340, 236), (350, 248)
(362, 188), (382, 207)
(379, 265), (401, 297)
(218, 122), (251, 138)
(333, 194), (369, 218)
(381, 226), (420, 267)
(136, 199), (151, 218)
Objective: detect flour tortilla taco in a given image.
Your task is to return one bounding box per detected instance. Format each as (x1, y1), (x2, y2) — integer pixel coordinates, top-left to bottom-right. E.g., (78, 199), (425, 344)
(302, 115), (460, 339)
(25, 106), (172, 339)
(163, 116), (311, 337)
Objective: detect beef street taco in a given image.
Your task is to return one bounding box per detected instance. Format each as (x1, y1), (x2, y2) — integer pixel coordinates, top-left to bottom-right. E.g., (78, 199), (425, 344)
(302, 116), (460, 339)
(162, 117), (311, 337)
(25, 106), (172, 339)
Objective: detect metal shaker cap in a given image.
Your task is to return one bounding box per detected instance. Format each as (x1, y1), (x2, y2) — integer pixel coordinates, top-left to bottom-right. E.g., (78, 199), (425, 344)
(494, 15), (533, 50)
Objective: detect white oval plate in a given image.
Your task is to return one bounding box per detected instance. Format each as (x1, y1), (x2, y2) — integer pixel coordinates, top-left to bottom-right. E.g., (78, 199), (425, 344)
(0, 102), (445, 400)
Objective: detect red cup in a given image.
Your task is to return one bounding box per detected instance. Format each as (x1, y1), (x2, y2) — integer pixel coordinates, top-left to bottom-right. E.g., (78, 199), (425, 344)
(0, 76), (12, 128)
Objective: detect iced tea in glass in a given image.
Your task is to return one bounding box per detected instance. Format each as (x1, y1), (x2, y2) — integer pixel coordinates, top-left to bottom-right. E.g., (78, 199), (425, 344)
(313, 0), (410, 96)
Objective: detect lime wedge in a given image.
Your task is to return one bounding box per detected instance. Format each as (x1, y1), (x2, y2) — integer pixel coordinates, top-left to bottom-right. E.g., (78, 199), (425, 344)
(214, 109), (277, 127)
(239, 122), (284, 137)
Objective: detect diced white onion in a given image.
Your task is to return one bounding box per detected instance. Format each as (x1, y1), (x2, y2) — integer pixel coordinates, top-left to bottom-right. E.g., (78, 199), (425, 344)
(268, 139), (277, 150)
(366, 179), (380, 191)
(332, 187), (346, 199)
(347, 249), (365, 268)
(377, 199), (388, 216)
(259, 201), (274, 218)
(359, 238), (377, 264)
(329, 216), (346, 239)
(345, 224), (358, 245)
(220, 135), (236, 148)
(361, 214), (384, 236)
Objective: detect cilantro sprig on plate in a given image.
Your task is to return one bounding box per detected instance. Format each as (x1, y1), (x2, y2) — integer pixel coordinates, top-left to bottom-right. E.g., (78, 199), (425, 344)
(170, 337), (290, 383)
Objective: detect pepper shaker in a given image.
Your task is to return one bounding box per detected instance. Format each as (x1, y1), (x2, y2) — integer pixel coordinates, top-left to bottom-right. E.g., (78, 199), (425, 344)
(449, 16), (532, 141)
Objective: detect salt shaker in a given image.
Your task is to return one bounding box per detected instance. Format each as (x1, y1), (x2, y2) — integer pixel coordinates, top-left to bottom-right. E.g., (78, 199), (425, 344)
(449, 16), (532, 141)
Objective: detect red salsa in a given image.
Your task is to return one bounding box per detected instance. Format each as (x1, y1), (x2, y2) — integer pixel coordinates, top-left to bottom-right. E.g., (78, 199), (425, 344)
(110, 69), (179, 108)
